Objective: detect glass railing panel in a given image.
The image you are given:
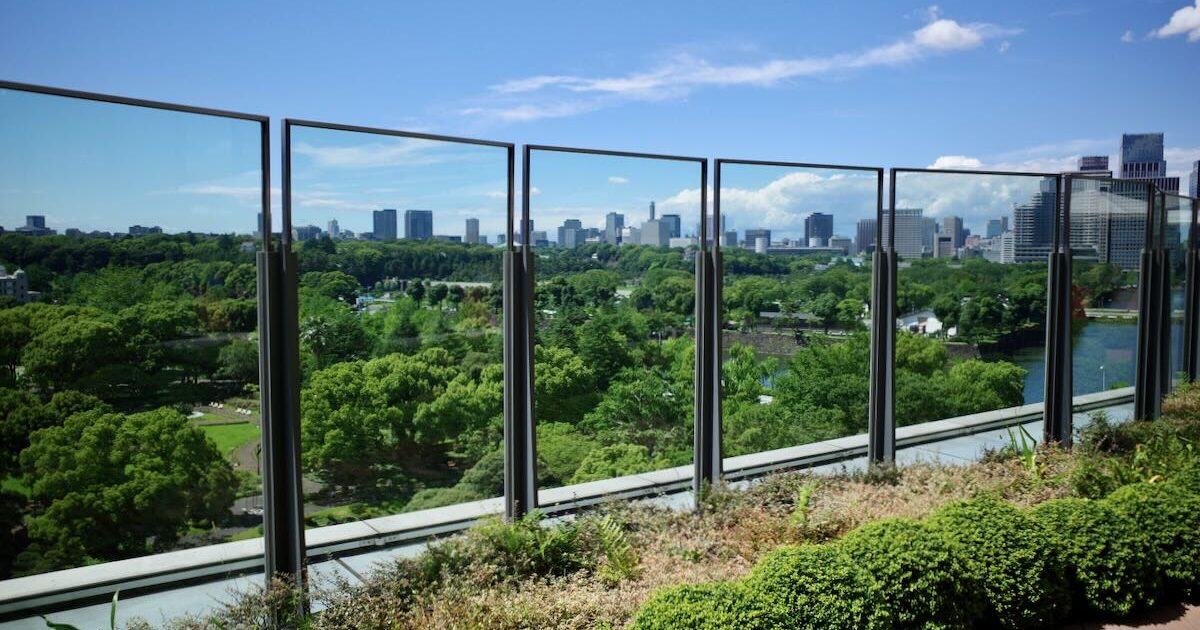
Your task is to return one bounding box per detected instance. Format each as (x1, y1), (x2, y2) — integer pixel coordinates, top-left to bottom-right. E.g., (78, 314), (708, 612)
(0, 86), (265, 578)
(1067, 177), (1144, 397)
(1164, 193), (1191, 388)
(716, 162), (879, 459)
(891, 170), (1053, 427)
(287, 123), (508, 528)
(526, 148), (702, 493)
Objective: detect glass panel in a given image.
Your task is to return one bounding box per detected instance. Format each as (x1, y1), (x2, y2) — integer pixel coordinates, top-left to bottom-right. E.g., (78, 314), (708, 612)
(288, 125), (507, 527)
(1165, 194), (1191, 388)
(717, 163), (878, 459)
(1067, 178), (1145, 397)
(0, 87), (264, 577)
(891, 171), (1053, 427)
(526, 149), (701, 493)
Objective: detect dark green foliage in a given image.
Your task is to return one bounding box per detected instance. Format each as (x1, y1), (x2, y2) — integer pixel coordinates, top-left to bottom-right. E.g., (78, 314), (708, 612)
(630, 581), (789, 630)
(1073, 414), (1200, 498)
(745, 544), (885, 629)
(1105, 483), (1200, 596)
(1028, 498), (1158, 616)
(927, 497), (1070, 628)
(837, 518), (983, 629)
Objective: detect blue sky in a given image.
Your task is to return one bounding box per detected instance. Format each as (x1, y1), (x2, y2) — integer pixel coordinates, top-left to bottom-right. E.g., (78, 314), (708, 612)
(2, 0), (1198, 239)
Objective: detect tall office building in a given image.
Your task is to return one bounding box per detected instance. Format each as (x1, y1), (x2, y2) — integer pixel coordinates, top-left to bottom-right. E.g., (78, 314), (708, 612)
(855, 218), (877, 254)
(294, 225), (321, 241)
(1120, 133), (1179, 192)
(404, 209), (433, 240)
(985, 217), (1008, 238)
(1190, 160), (1199, 198)
(1078, 156), (1110, 173)
(373, 209), (398, 241)
(465, 218), (480, 244)
(744, 228), (771, 249)
(940, 216), (965, 248)
(327, 219), (340, 238)
(804, 212), (834, 247)
(660, 213), (682, 238)
(605, 212), (624, 244)
(1012, 179), (1058, 262)
(557, 219), (583, 248)
(15, 215), (54, 236)
(880, 208), (927, 258)
(641, 219), (669, 247)
(648, 201), (656, 221)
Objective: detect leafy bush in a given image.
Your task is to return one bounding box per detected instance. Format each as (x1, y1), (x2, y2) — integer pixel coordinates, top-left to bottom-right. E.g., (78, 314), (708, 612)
(1105, 482), (1200, 597)
(630, 581), (788, 630)
(927, 497), (1070, 629)
(1073, 424), (1200, 498)
(745, 544), (885, 629)
(594, 514), (639, 585)
(837, 518), (983, 629)
(1027, 498), (1158, 616)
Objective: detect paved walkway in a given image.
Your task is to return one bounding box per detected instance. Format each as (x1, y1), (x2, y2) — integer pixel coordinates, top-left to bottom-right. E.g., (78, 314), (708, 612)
(1063, 604), (1200, 629)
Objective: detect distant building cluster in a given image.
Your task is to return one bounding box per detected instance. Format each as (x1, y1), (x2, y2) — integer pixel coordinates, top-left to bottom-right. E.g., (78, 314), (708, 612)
(0, 215), (165, 240)
(276, 208), (489, 246)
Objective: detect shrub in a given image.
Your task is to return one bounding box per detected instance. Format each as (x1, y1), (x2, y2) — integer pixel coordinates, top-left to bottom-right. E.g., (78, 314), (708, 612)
(630, 581), (788, 630)
(837, 518), (983, 629)
(927, 497), (1070, 629)
(745, 544), (885, 629)
(1105, 482), (1200, 597)
(1027, 498), (1158, 616)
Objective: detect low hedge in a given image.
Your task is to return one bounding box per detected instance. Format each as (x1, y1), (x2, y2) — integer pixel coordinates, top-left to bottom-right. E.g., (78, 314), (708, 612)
(744, 544), (886, 629)
(630, 581), (788, 630)
(1106, 482), (1200, 597)
(926, 497), (1071, 629)
(1017, 497), (1158, 617)
(837, 518), (984, 630)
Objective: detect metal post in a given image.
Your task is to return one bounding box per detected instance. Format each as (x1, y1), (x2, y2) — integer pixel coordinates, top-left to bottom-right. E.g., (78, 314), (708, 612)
(1185, 198), (1200, 381)
(505, 146), (537, 519)
(696, 160), (719, 503)
(868, 170), (895, 465)
(1134, 184), (1160, 419)
(1044, 175), (1073, 445)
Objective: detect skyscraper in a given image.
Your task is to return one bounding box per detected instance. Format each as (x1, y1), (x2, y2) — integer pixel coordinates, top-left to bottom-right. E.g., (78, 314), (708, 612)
(558, 219), (583, 248)
(373, 209), (398, 241)
(940, 216), (965, 248)
(605, 212), (624, 244)
(881, 208), (927, 258)
(744, 228), (771, 249)
(641, 219), (669, 247)
(1191, 160), (1199, 198)
(1078, 156), (1110, 173)
(804, 212), (834, 247)
(404, 209), (433, 240)
(855, 218), (877, 254)
(465, 218), (480, 244)
(985, 218), (1006, 239)
(649, 201), (656, 221)
(15, 215), (54, 236)
(327, 219), (340, 238)
(1012, 179), (1058, 262)
(1120, 133), (1179, 192)
(660, 214), (682, 238)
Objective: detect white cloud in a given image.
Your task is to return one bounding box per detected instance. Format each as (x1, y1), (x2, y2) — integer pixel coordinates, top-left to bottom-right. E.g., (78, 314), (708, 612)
(1121, 30), (1136, 43)
(467, 9), (1018, 122)
(608, 176), (630, 185)
(1153, 0), (1200, 41)
(998, 41), (1011, 52)
(928, 155), (984, 169)
(292, 138), (457, 168)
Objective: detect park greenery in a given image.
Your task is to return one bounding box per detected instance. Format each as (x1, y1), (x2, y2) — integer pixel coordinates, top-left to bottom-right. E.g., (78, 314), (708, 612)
(0, 231), (1131, 578)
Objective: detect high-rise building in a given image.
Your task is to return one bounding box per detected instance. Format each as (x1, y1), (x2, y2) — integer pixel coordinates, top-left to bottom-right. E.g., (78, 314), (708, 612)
(829, 236), (853, 254)
(985, 218), (1006, 239)
(879, 208), (928, 258)
(1120, 133), (1179, 192)
(934, 234), (955, 258)
(373, 209), (398, 241)
(940, 216), (965, 248)
(804, 212), (834, 247)
(855, 218), (877, 254)
(660, 214), (682, 238)
(705, 215), (727, 243)
(1078, 156), (1110, 173)
(294, 225), (322, 241)
(327, 219), (340, 238)
(15, 215), (54, 236)
(648, 201), (656, 221)
(722, 230), (737, 248)
(605, 212), (624, 244)
(1190, 160), (1199, 198)
(641, 219), (669, 247)
(128, 225), (162, 237)
(1011, 179), (1058, 262)
(558, 219), (583, 248)
(404, 209), (433, 240)
(744, 228), (771, 249)
(465, 218), (480, 244)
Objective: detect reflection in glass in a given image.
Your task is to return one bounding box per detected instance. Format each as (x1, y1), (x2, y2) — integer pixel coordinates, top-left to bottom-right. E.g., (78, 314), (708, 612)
(1165, 194), (1191, 388)
(1068, 178), (1146, 398)
(288, 125), (508, 526)
(527, 150), (700, 492)
(0, 87), (264, 577)
(891, 171), (1053, 426)
(717, 164), (878, 458)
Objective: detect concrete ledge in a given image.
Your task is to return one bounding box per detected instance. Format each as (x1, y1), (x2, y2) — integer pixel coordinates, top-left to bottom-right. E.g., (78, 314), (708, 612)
(0, 387), (1136, 618)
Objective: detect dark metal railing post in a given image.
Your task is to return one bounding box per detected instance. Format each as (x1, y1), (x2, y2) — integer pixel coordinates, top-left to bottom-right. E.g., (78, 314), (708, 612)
(1184, 198), (1200, 382)
(695, 160), (719, 505)
(505, 146), (537, 519)
(1134, 184), (1161, 419)
(266, 120), (308, 621)
(868, 170), (895, 465)
(1044, 175), (1073, 445)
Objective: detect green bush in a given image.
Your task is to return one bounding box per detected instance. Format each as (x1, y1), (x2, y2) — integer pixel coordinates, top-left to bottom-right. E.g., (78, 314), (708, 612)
(1106, 482), (1200, 597)
(927, 497), (1070, 629)
(837, 518), (983, 629)
(745, 544), (886, 629)
(1073, 423), (1200, 498)
(630, 581), (788, 630)
(1028, 498), (1158, 616)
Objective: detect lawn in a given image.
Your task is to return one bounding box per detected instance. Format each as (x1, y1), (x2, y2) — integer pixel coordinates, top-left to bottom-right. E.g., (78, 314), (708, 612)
(198, 421), (260, 457)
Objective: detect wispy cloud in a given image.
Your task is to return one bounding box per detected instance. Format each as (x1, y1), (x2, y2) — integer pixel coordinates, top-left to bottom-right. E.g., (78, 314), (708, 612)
(607, 176), (629, 185)
(464, 7), (1018, 123)
(1153, 0), (1200, 42)
(1121, 30), (1136, 43)
(293, 138), (459, 168)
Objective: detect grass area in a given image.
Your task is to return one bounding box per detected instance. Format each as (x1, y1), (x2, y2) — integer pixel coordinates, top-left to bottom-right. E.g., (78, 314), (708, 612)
(227, 525), (263, 542)
(2, 475), (30, 498)
(192, 412), (229, 423)
(198, 421), (260, 457)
